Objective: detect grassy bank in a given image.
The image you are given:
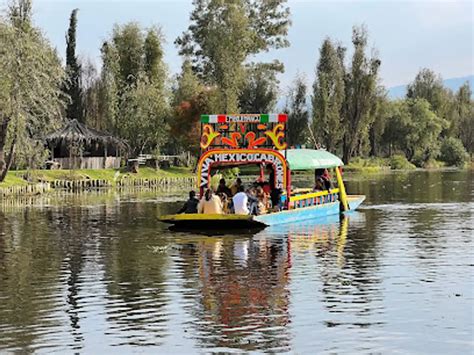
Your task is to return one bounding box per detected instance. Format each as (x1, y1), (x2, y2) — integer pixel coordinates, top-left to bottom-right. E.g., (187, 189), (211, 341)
(0, 167), (193, 188)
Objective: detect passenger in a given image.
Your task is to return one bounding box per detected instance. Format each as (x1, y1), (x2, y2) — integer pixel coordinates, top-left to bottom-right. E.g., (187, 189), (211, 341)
(230, 177), (243, 196)
(315, 168), (332, 190)
(198, 188), (223, 214)
(216, 178), (232, 197)
(262, 181), (271, 195)
(177, 190), (199, 214)
(266, 164), (275, 190)
(270, 188), (283, 211)
(218, 192), (229, 214)
(314, 177), (325, 192)
(232, 185), (250, 215)
(247, 187), (259, 216)
(256, 187), (269, 215)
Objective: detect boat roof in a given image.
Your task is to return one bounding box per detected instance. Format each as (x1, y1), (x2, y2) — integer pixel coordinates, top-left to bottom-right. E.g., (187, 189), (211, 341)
(283, 149), (344, 170)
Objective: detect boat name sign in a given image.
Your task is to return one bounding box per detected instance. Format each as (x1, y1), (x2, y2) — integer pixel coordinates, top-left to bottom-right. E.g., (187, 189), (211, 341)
(200, 152), (285, 188)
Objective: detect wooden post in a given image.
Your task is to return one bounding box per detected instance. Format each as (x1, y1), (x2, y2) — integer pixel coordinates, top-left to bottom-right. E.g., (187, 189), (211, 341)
(335, 166), (349, 212)
(104, 145), (108, 169)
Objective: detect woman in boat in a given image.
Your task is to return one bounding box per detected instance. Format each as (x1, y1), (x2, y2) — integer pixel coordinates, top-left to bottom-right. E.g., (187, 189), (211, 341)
(198, 188), (223, 214)
(256, 187), (269, 215)
(218, 192), (229, 214)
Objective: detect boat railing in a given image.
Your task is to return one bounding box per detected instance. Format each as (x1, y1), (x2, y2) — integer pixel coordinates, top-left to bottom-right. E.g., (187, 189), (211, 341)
(289, 189), (340, 209)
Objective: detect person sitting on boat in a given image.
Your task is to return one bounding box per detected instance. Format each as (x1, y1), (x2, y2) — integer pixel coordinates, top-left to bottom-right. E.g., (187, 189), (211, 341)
(218, 192), (229, 214)
(198, 188), (223, 214)
(314, 177), (325, 192)
(247, 187), (259, 215)
(256, 187), (269, 215)
(230, 177), (243, 196)
(232, 185), (250, 215)
(177, 190), (200, 214)
(216, 178), (232, 197)
(315, 168), (332, 190)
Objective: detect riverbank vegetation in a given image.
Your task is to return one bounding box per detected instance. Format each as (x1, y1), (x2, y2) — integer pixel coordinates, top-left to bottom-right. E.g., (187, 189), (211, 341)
(0, 0), (472, 185)
(4, 167), (192, 186)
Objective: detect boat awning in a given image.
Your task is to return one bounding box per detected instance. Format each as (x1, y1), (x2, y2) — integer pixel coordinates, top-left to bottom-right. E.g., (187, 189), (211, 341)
(282, 149), (344, 170)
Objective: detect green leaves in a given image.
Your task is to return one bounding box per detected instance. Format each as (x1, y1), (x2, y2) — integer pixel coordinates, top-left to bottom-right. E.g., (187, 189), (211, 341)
(176, 0), (290, 113)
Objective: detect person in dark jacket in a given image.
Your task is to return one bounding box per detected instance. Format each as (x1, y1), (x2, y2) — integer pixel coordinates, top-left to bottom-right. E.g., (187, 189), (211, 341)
(216, 178), (232, 197)
(177, 191), (199, 214)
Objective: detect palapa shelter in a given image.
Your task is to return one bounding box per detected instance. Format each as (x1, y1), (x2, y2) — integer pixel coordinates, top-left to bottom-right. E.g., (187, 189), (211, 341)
(45, 119), (127, 169)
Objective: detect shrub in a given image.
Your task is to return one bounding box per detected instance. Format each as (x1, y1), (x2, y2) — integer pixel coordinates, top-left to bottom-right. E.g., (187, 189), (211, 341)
(390, 154), (416, 170)
(439, 137), (469, 167)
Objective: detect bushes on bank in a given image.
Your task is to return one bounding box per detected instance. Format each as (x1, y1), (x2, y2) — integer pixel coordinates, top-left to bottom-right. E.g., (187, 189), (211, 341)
(389, 155), (416, 170)
(439, 137), (469, 167)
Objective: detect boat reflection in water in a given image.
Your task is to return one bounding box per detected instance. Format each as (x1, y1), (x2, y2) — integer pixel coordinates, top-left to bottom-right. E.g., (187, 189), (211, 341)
(173, 213), (365, 352)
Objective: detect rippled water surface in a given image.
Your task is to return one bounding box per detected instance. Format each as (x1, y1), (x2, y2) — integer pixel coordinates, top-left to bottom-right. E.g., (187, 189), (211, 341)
(0, 170), (472, 353)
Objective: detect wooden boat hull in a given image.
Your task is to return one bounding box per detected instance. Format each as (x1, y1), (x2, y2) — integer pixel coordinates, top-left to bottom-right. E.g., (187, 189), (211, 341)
(160, 195), (365, 229)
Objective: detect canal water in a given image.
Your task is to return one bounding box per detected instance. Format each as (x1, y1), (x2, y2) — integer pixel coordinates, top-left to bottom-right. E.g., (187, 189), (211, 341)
(0, 170), (472, 353)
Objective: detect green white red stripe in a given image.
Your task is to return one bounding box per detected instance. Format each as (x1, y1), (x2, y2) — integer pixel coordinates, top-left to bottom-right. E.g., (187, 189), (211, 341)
(201, 114), (287, 123)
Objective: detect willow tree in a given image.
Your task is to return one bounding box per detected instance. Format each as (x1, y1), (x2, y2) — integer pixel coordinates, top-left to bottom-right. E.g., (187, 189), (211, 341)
(0, 0), (64, 181)
(342, 26), (381, 163)
(176, 0), (290, 113)
(312, 38), (345, 153)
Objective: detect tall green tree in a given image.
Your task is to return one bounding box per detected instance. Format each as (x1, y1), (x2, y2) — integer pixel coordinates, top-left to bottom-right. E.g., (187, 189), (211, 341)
(368, 86), (389, 157)
(239, 62), (281, 113)
(406, 68), (447, 114)
(0, 0), (64, 181)
(169, 60), (205, 154)
(311, 38), (345, 153)
(99, 23), (169, 155)
(286, 75), (309, 147)
(382, 99), (445, 164)
(342, 25), (381, 163)
(64, 8), (83, 122)
(454, 82), (474, 155)
(176, 0), (290, 113)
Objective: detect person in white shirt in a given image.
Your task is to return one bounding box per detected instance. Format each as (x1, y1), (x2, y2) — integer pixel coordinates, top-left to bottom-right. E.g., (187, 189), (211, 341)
(232, 185), (249, 215)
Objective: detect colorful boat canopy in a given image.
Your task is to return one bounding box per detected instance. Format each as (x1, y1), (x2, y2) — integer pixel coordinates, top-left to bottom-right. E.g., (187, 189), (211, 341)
(283, 149), (344, 170)
(201, 113), (287, 124)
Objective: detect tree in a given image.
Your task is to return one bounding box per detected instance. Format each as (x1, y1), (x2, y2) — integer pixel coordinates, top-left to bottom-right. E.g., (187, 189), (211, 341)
(454, 82), (474, 155)
(342, 25), (381, 163)
(99, 23), (169, 155)
(81, 59), (102, 129)
(172, 60), (202, 107)
(119, 76), (169, 156)
(0, 0), (64, 182)
(311, 38), (345, 153)
(144, 27), (165, 88)
(368, 86), (389, 157)
(169, 60), (205, 154)
(406, 68), (447, 114)
(64, 8), (83, 122)
(239, 62), (281, 113)
(176, 0), (290, 113)
(286, 75), (309, 147)
(439, 137), (469, 167)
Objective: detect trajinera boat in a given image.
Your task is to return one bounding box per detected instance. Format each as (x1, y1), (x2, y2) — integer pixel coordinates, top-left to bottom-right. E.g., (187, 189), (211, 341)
(160, 113), (365, 229)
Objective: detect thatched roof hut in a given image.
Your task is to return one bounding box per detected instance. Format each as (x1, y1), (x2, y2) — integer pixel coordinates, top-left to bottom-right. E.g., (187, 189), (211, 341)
(45, 119), (128, 169)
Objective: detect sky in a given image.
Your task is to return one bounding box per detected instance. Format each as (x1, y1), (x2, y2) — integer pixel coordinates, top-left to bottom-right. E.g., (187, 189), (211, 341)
(2, 0), (472, 91)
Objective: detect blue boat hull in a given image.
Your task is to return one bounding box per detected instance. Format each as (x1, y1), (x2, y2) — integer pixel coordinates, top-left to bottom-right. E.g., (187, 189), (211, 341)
(254, 195), (365, 226)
